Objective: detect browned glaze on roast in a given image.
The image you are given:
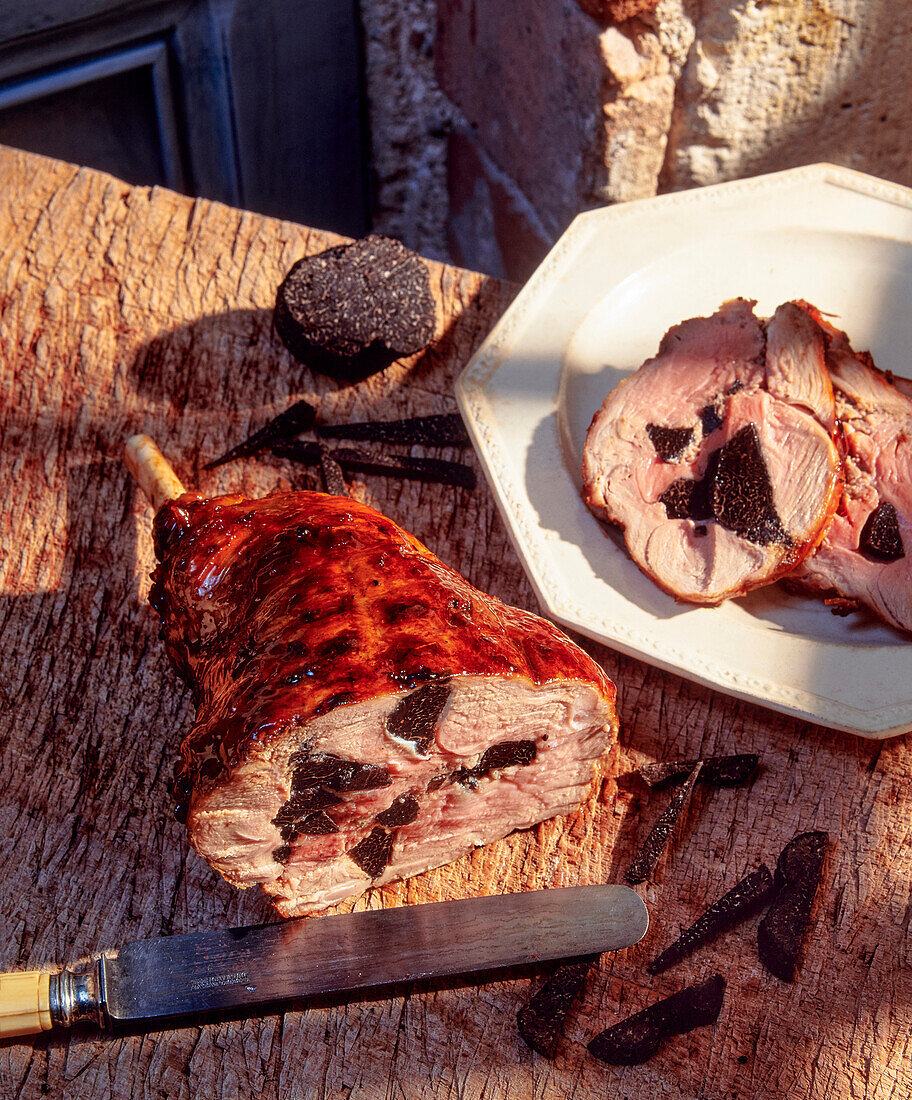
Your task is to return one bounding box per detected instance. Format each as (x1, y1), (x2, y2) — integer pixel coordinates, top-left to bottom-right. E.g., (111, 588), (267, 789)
(150, 491), (616, 800)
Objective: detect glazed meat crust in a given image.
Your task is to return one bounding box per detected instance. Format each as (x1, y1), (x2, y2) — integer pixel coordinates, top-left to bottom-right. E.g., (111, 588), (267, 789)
(151, 491), (617, 915)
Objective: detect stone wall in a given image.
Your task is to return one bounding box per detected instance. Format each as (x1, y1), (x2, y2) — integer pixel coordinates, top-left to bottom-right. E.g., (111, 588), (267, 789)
(360, 0), (912, 282)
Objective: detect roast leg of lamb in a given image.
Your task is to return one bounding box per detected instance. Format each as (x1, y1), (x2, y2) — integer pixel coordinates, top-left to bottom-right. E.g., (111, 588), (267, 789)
(126, 437), (617, 917)
(582, 299), (842, 604)
(788, 303), (912, 634)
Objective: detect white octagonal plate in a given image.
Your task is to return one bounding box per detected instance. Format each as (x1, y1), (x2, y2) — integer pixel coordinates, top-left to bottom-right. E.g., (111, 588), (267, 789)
(456, 164), (912, 738)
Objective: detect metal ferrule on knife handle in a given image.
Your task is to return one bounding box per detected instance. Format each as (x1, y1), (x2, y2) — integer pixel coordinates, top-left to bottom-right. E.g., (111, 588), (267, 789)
(0, 961), (107, 1037)
(48, 961), (108, 1030)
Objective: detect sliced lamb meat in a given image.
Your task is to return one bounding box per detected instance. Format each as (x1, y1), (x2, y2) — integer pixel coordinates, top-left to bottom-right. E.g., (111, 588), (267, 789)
(788, 312), (912, 633)
(151, 491), (617, 917)
(582, 299), (841, 604)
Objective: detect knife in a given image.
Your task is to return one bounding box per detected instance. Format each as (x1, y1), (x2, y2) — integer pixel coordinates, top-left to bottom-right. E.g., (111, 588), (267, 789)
(0, 885), (647, 1038)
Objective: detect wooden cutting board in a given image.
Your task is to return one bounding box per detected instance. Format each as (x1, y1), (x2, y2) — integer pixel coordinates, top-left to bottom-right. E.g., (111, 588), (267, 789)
(0, 144), (909, 1100)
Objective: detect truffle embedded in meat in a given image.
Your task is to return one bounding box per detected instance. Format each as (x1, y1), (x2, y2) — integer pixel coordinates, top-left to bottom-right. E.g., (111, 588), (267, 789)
(859, 501), (903, 562)
(646, 424), (693, 462)
(656, 424), (791, 545)
(375, 795), (420, 827)
(149, 490), (617, 917)
(582, 299), (841, 604)
(348, 826), (395, 878)
(788, 310), (912, 634)
(711, 424), (788, 545)
(274, 235), (436, 383)
(386, 681), (451, 752)
(700, 403), (724, 435)
(270, 439), (476, 490)
(659, 478), (699, 520)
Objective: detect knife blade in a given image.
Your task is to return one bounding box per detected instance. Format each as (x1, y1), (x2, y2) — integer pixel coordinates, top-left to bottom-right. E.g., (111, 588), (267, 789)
(0, 885), (647, 1037)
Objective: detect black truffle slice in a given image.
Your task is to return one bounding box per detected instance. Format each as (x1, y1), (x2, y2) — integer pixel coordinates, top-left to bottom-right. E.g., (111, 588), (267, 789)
(295, 811), (340, 835)
(477, 740), (537, 774)
(273, 789), (340, 827)
(712, 424), (788, 545)
(270, 440), (475, 490)
(291, 753), (392, 794)
(587, 974), (725, 1066)
(646, 424), (694, 462)
(637, 753), (760, 790)
(659, 424), (790, 546)
(517, 955), (599, 1058)
(330, 761), (393, 793)
(274, 235), (436, 383)
(348, 826), (395, 878)
(758, 830), (828, 982)
(386, 681), (451, 752)
(317, 413), (470, 448)
(624, 763), (702, 886)
(659, 452), (718, 522)
(205, 400), (316, 469)
(375, 794), (420, 827)
(455, 740), (537, 788)
(859, 500), (904, 562)
(647, 865), (775, 974)
(330, 445), (476, 490)
(659, 478), (698, 520)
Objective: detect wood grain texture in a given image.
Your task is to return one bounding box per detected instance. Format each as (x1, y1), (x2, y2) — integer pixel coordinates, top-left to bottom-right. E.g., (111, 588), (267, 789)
(0, 144), (910, 1099)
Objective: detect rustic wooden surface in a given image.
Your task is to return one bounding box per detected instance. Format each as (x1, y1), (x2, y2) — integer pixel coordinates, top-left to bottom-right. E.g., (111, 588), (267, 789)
(0, 144), (910, 1100)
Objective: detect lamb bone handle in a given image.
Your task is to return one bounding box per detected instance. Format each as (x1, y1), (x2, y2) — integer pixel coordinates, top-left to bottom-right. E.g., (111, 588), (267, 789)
(125, 433), (186, 510)
(0, 962), (106, 1037)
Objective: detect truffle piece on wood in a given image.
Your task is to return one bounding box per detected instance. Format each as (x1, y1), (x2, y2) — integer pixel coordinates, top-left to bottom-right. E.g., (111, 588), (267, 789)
(624, 763), (702, 885)
(317, 413), (470, 448)
(205, 400), (316, 469)
(517, 955), (599, 1058)
(758, 830), (828, 981)
(637, 753), (759, 790)
(274, 235), (436, 383)
(587, 974), (725, 1066)
(330, 445), (475, 490)
(271, 439), (475, 490)
(647, 865), (775, 974)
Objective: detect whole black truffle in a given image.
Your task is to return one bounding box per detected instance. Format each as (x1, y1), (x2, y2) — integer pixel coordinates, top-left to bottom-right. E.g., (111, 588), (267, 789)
(274, 235), (436, 382)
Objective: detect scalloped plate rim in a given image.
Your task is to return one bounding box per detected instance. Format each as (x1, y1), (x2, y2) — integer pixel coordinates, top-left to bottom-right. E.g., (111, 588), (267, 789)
(456, 163), (912, 739)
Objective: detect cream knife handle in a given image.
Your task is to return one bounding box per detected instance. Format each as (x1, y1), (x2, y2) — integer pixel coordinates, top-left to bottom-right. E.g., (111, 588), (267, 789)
(0, 972), (51, 1037)
(0, 963), (106, 1037)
